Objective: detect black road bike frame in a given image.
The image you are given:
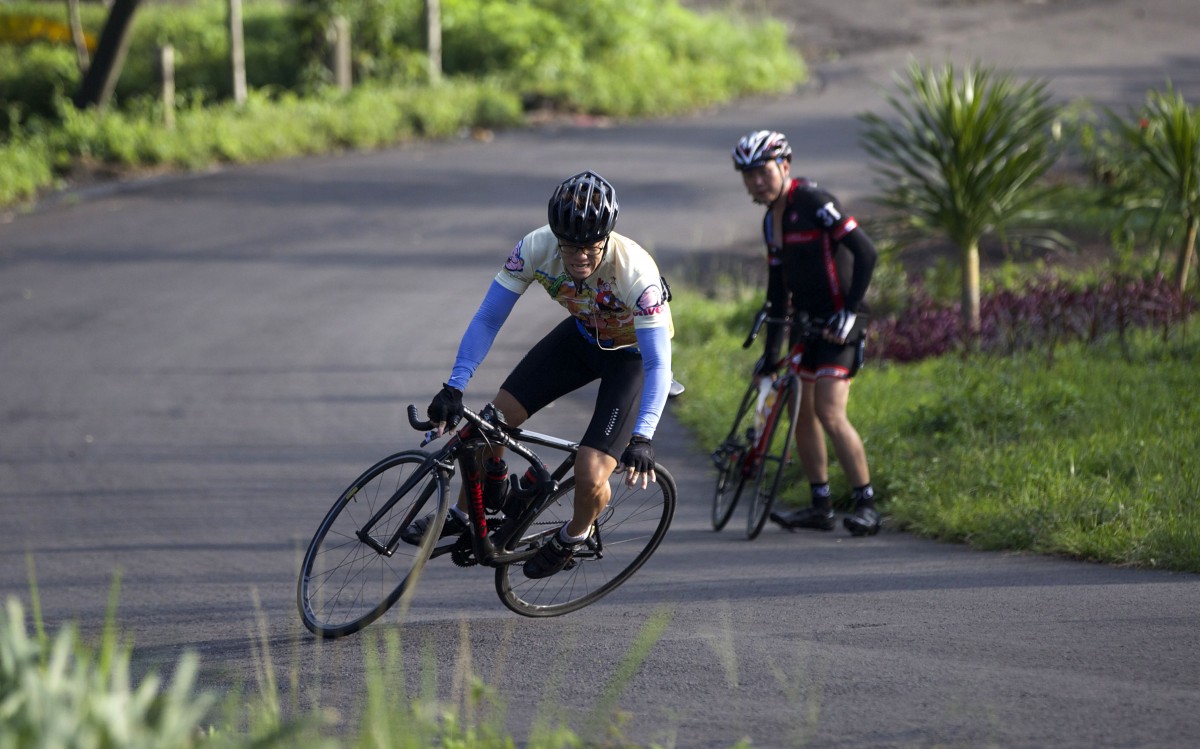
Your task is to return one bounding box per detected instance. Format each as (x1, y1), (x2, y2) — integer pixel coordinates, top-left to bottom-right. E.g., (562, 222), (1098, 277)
(298, 399), (677, 637)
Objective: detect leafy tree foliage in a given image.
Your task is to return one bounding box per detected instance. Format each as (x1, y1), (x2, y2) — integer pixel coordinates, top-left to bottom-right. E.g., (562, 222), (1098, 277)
(859, 60), (1064, 337)
(1099, 84), (1200, 293)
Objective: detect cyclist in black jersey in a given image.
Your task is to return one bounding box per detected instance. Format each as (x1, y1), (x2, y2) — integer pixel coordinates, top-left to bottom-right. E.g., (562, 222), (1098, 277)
(413, 170), (674, 578)
(731, 130), (881, 536)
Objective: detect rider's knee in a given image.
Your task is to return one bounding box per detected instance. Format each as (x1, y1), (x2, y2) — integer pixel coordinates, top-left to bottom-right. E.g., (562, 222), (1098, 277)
(492, 389), (528, 426)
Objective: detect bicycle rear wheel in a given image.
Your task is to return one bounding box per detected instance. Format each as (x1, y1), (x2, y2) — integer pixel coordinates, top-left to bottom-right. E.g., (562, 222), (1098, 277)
(297, 450), (449, 638)
(495, 464), (677, 617)
(746, 380), (798, 540)
(712, 381), (758, 531)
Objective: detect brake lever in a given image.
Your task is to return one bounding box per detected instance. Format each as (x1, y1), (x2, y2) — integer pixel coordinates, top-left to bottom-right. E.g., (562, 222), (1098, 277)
(408, 404), (446, 447)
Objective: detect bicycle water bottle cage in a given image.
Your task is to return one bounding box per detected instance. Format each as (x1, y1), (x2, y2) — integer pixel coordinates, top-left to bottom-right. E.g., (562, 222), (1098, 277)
(483, 457), (510, 512)
(501, 468), (541, 516)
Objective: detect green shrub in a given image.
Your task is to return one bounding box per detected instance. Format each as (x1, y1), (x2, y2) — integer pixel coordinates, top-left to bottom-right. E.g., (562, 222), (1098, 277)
(0, 596), (215, 749)
(0, 43), (78, 121)
(0, 79), (525, 206)
(117, 0), (304, 99)
(1, 0), (804, 119)
(0, 0), (803, 208)
(441, 0), (802, 115)
(0, 129), (56, 204)
(291, 0), (427, 88)
(0, 0), (303, 108)
(0, 583), (680, 749)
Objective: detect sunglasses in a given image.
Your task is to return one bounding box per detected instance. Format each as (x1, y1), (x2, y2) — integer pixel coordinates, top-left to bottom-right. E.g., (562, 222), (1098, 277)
(557, 238), (608, 260)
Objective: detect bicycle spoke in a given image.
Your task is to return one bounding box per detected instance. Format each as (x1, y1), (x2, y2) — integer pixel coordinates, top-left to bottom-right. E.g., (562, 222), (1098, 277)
(495, 467), (676, 617)
(713, 381), (757, 530)
(297, 452), (447, 638)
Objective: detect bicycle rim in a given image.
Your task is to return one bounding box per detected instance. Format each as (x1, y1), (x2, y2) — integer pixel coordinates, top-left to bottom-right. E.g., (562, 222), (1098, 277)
(495, 465), (677, 617)
(712, 381), (759, 531)
(297, 450), (448, 638)
(747, 383), (796, 540)
(712, 445), (748, 531)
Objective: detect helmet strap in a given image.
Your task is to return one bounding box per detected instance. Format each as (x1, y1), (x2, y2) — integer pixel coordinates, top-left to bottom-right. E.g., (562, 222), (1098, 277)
(770, 158), (790, 206)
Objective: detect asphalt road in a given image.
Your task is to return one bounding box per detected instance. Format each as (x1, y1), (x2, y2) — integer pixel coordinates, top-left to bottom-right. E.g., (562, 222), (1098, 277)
(3, 0), (1200, 746)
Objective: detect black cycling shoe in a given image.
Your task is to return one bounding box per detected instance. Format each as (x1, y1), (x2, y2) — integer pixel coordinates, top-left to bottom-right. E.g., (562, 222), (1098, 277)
(769, 506), (836, 531)
(523, 532), (584, 579)
(843, 505), (882, 537)
(400, 508), (467, 545)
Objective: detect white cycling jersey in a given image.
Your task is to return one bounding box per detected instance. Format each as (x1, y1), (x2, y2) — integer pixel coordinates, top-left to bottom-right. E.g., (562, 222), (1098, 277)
(495, 225), (672, 349)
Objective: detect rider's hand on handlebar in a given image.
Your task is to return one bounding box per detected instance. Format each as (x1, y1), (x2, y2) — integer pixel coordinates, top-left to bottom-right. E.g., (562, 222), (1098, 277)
(427, 383), (464, 436)
(619, 435), (656, 489)
(824, 309), (856, 344)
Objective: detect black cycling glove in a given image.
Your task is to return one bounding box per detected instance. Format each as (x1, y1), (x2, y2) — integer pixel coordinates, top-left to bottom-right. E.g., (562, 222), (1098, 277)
(620, 435), (655, 474)
(825, 309), (857, 344)
(427, 384), (464, 428)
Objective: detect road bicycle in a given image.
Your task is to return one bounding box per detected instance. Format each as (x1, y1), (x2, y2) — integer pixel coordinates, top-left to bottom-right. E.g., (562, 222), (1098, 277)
(710, 304), (824, 539)
(297, 403), (677, 638)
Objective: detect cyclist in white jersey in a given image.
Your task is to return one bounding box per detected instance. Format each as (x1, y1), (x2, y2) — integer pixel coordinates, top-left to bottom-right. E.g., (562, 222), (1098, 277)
(411, 170), (674, 579)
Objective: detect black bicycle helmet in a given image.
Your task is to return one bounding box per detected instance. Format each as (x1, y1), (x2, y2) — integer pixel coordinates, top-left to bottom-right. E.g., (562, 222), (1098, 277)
(731, 130), (792, 171)
(547, 170), (619, 244)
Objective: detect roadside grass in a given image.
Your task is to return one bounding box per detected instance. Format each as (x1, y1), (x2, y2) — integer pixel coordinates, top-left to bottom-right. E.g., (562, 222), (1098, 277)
(670, 289), (1200, 573)
(3, 562), (682, 748)
(0, 81), (526, 204)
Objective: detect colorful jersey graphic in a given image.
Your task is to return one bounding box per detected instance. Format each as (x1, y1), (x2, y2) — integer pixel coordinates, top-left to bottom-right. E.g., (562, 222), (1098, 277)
(496, 226), (672, 349)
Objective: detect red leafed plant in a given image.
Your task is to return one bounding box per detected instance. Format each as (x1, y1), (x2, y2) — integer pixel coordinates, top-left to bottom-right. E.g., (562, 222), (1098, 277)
(870, 274), (1195, 364)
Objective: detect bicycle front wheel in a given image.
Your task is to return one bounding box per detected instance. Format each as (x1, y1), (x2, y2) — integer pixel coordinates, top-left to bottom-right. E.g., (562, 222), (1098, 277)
(712, 381), (758, 531)
(297, 450), (450, 638)
(746, 380), (798, 540)
(495, 464), (677, 617)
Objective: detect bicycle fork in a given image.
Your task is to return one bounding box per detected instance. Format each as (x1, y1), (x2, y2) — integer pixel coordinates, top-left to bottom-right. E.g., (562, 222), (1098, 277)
(353, 454), (453, 557)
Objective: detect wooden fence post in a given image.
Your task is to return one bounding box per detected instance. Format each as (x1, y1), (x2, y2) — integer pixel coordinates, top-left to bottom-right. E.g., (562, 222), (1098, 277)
(425, 0), (441, 84)
(227, 0), (246, 105)
(160, 44), (175, 130)
(331, 16), (351, 92)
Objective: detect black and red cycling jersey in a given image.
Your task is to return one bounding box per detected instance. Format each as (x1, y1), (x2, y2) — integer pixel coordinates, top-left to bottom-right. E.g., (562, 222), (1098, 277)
(760, 177), (877, 360)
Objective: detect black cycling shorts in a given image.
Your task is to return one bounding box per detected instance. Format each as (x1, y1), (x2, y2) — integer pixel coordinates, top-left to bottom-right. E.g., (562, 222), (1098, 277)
(501, 317), (644, 459)
(789, 328), (866, 381)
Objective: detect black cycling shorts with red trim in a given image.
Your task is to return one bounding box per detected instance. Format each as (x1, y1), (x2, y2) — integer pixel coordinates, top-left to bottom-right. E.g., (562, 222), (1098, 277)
(501, 316), (643, 459)
(788, 334), (866, 381)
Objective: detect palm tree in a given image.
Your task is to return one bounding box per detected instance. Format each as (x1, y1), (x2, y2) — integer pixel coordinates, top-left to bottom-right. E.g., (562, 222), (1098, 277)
(859, 60), (1063, 337)
(1107, 84), (1200, 294)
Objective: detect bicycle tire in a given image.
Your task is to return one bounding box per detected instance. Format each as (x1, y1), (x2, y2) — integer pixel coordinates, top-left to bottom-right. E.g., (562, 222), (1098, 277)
(712, 381), (758, 531)
(297, 450), (450, 638)
(494, 464), (677, 617)
(746, 380), (798, 540)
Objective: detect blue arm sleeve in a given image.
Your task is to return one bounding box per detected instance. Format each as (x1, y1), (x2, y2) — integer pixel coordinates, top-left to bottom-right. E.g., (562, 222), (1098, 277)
(447, 280), (521, 391)
(632, 325), (672, 439)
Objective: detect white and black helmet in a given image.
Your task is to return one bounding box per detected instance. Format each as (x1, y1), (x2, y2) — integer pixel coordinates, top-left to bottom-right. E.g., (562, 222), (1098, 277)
(731, 130), (792, 171)
(548, 170), (619, 244)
